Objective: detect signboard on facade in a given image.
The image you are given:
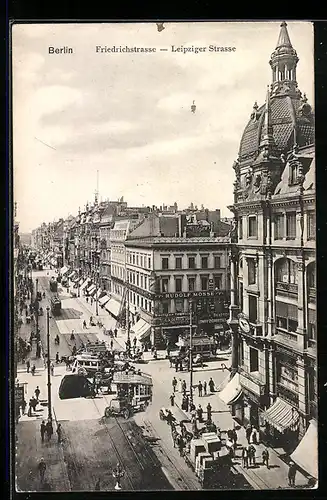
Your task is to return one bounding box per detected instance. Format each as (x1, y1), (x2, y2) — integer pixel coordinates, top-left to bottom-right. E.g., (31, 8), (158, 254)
(239, 373), (264, 397)
(154, 290), (226, 300)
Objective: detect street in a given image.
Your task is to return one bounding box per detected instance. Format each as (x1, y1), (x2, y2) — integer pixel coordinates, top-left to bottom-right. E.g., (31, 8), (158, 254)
(15, 270), (309, 491)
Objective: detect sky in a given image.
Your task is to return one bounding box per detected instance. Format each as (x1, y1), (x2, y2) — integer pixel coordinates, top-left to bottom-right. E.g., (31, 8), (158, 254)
(12, 21), (314, 233)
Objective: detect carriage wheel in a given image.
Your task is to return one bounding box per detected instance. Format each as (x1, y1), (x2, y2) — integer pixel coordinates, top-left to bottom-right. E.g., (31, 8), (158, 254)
(104, 407), (112, 418)
(123, 408), (131, 420)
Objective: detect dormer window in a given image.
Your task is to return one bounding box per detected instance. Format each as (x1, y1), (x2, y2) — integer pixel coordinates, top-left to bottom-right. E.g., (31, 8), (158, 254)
(289, 163), (298, 185)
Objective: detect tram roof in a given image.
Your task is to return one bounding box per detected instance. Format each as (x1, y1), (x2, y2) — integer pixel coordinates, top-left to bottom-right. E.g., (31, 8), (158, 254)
(113, 371), (153, 386)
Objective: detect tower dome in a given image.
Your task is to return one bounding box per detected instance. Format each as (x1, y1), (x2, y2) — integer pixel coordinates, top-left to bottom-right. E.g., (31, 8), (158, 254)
(238, 22), (314, 163)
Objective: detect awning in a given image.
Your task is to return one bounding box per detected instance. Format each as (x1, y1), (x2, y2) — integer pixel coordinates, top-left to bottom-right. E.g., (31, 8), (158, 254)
(87, 284), (96, 294)
(95, 289), (105, 300)
(105, 298), (121, 317)
(60, 266), (68, 275)
(68, 271), (76, 279)
(290, 419), (318, 479)
(78, 278), (84, 285)
(89, 286), (97, 296)
(261, 397), (299, 433)
(131, 318), (151, 341)
(99, 295), (110, 306)
(219, 373), (242, 405)
(80, 279), (90, 291)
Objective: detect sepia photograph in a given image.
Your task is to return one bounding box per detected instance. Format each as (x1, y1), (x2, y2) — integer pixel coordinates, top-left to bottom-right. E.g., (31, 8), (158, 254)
(12, 20), (316, 491)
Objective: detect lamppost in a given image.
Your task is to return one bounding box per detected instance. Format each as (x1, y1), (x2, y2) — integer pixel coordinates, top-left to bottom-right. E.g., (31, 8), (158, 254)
(46, 306), (52, 422)
(126, 274), (131, 354)
(189, 298), (194, 402)
(35, 278), (39, 335)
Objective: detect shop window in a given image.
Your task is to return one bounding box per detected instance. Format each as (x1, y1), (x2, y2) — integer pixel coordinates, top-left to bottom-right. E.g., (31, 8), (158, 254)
(188, 277), (195, 291)
(308, 322), (316, 343)
(274, 213), (284, 240)
(248, 258), (256, 285)
(175, 298), (184, 313)
(214, 275), (222, 290)
(175, 257), (182, 269)
(276, 301), (298, 332)
(188, 256), (196, 269)
(248, 216), (257, 238)
(239, 218), (243, 240)
(161, 278), (169, 293)
(286, 212), (296, 239)
(307, 212), (315, 241)
(161, 257), (169, 270)
(175, 278), (182, 292)
(201, 256), (208, 269)
(275, 258), (298, 284)
(214, 256), (221, 269)
(148, 257), (151, 269)
(201, 277), (208, 291)
(160, 300), (169, 314)
(248, 295), (257, 323)
(249, 348), (259, 372)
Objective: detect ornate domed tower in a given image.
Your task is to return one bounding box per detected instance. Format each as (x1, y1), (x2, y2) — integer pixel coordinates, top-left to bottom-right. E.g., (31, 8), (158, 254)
(227, 22), (316, 445)
(233, 21), (314, 204)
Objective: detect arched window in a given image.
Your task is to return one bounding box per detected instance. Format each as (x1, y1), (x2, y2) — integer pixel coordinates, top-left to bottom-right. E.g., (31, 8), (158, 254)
(275, 258), (298, 285)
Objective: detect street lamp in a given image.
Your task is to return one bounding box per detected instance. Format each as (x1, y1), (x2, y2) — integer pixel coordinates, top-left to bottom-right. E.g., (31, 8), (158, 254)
(46, 306), (52, 422)
(189, 298), (194, 402)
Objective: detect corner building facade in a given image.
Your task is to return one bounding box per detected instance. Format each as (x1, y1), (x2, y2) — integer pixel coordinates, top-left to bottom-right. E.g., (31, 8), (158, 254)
(227, 22), (316, 452)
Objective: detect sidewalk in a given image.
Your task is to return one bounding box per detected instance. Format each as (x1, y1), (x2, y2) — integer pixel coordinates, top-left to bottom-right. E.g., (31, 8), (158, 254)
(172, 378), (310, 490)
(16, 317), (45, 373)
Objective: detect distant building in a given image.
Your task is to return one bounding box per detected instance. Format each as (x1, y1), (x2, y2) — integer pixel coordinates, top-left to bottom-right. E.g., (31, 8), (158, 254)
(125, 212), (231, 348)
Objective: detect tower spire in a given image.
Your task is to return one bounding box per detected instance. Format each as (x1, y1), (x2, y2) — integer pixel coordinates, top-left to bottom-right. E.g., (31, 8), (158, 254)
(94, 170), (99, 205)
(259, 85), (277, 159)
(269, 21), (300, 99)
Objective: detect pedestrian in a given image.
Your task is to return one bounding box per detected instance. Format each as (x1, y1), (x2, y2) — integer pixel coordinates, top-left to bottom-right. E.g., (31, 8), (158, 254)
(231, 428), (238, 449)
(31, 364), (36, 376)
(89, 316), (93, 325)
(249, 445), (256, 466)
(26, 359), (30, 373)
(35, 386), (40, 401)
(55, 352), (60, 364)
(288, 461), (297, 487)
(262, 448), (269, 469)
(110, 339), (114, 351)
(95, 478), (101, 491)
(198, 381), (203, 397)
(46, 420), (53, 441)
(40, 420), (46, 443)
(208, 377), (215, 393)
(189, 399), (195, 412)
(86, 296), (89, 303)
(196, 404), (203, 423)
(203, 380), (207, 396)
(245, 424), (252, 444)
(206, 402), (212, 422)
(177, 434), (185, 457)
(251, 426), (259, 444)
(27, 400), (32, 417)
(56, 423), (62, 444)
(175, 359), (179, 372)
(184, 396), (189, 413)
(50, 362), (54, 376)
(38, 458), (46, 482)
(242, 447), (249, 468)
(170, 394), (175, 407)
(172, 377), (177, 392)
(133, 336), (137, 347)
(181, 380), (187, 395)
(21, 399), (27, 415)
(114, 328), (118, 338)
(70, 330), (75, 341)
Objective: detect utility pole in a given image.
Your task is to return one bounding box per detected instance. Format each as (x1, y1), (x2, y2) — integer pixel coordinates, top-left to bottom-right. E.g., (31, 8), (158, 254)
(189, 298), (194, 402)
(35, 278), (39, 338)
(46, 306), (52, 422)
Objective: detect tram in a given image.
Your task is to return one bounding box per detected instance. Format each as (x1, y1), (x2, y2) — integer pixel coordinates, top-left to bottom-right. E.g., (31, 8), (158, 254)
(50, 295), (61, 315)
(113, 371), (153, 406)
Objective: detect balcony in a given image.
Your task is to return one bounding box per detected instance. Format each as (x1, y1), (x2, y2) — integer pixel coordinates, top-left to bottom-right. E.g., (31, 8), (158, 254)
(275, 281), (298, 297)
